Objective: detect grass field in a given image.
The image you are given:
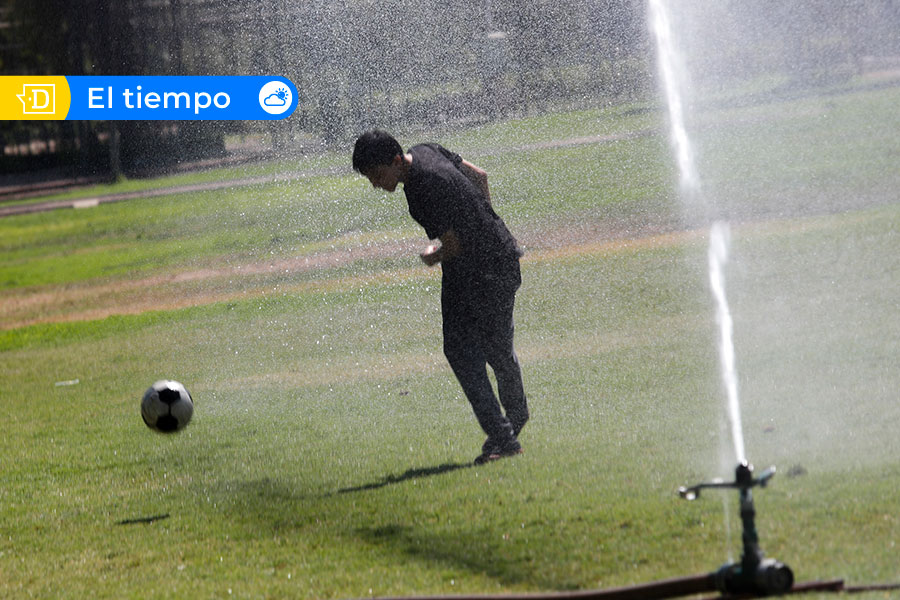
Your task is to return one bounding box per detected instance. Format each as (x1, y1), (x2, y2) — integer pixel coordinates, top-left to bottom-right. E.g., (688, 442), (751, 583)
(1, 82), (899, 599)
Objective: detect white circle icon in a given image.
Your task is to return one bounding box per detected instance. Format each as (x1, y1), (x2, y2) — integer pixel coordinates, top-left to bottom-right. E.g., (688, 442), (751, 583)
(259, 81), (293, 115)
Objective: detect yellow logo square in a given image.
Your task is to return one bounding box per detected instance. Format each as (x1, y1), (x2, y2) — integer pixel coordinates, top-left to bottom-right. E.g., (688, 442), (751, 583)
(1, 77), (70, 120)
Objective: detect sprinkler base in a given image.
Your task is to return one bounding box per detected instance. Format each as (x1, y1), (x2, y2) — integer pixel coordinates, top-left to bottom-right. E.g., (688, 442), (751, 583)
(714, 558), (794, 597)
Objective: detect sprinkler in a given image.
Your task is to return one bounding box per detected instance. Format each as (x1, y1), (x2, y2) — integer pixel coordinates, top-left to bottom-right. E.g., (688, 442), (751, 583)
(366, 458), (900, 600)
(679, 462), (794, 597)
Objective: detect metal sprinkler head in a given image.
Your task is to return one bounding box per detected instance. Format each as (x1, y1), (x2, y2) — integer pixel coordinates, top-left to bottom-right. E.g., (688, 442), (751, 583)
(735, 460), (754, 486)
(678, 461), (776, 500)
(680, 462), (794, 597)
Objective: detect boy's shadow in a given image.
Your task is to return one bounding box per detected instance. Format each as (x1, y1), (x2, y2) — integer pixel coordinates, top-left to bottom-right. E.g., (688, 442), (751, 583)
(336, 461), (472, 494)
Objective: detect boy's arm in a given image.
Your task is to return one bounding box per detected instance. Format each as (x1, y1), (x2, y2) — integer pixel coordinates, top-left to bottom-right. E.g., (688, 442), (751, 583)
(420, 228), (461, 266)
(458, 159), (491, 206)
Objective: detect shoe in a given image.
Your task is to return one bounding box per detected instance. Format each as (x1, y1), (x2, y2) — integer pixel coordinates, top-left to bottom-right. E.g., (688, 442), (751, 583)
(474, 445), (523, 465)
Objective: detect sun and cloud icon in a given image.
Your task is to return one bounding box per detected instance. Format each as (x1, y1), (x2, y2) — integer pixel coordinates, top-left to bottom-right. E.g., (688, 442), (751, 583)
(258, 81), (293, 115)
(264, 88), (289, 107)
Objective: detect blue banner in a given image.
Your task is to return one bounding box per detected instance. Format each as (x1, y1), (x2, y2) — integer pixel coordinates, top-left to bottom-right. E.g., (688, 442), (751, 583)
(63, 76), (298, 120)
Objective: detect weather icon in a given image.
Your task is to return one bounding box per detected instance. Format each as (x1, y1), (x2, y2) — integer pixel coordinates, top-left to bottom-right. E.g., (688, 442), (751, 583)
(258, 80), (294, 115)
(263, 87), (288, 107)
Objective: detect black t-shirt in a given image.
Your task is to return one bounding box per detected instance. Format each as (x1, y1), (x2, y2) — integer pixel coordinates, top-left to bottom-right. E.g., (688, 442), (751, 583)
(403, 143), (521, 283)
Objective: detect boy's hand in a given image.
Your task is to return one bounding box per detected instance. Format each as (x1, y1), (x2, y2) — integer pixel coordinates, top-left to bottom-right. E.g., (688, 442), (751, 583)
(420, 229), (460, 266)
(420, 244), (441, 266)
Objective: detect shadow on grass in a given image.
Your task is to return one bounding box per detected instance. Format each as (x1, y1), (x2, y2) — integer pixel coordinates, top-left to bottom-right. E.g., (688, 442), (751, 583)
(354, 519), (586, 592)
(341, 461), (590, 590)
(337, 461), (473, 494)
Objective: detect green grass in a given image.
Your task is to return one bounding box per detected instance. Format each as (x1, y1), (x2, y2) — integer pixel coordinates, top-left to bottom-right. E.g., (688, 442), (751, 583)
(441, 102), (661, 152)
(1, 84), (899, 599)
(691, 85), (900, 220)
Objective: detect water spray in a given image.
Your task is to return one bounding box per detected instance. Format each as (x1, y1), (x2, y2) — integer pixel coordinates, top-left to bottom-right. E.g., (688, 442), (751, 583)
(679, 462), (794, 597)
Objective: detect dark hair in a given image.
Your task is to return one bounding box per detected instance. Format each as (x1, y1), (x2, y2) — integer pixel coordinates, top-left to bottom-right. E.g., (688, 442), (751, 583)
(352, 129), (403, 173)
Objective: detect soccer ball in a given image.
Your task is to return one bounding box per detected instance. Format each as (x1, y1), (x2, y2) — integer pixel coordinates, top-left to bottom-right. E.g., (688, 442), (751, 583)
(141, 380), (193, 433)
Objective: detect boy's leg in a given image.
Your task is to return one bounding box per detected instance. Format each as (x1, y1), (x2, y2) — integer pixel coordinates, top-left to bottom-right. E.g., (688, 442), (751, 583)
(480, 288), (529, 437)
(442, 285), (517, 451)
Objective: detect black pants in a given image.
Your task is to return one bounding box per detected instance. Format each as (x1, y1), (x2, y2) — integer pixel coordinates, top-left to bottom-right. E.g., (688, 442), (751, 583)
(441, 260), (528, 449)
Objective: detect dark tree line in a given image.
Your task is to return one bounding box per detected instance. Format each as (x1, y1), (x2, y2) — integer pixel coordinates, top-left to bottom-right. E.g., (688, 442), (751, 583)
(2, 0), (897, 178)
(2, 0), (233, 175)
(1, 0), (651, 177)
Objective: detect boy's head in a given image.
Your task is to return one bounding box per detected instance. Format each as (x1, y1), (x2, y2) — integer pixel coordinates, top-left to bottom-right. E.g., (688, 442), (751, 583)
(353, 129), (406, 192)
(352, 129), (402, 174)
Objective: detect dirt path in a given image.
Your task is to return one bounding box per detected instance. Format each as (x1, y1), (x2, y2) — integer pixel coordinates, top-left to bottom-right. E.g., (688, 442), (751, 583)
(3, 206), (843, 332)
(0, 128), (665, 330)
(1, 215), (686, 331)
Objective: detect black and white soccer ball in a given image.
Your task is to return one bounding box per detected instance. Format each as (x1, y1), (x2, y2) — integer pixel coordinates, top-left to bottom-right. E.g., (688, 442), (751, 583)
(141, 380), (193, 433)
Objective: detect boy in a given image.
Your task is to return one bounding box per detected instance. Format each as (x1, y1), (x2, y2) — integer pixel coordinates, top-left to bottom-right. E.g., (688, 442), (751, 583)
(352, 129), (528, 465)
